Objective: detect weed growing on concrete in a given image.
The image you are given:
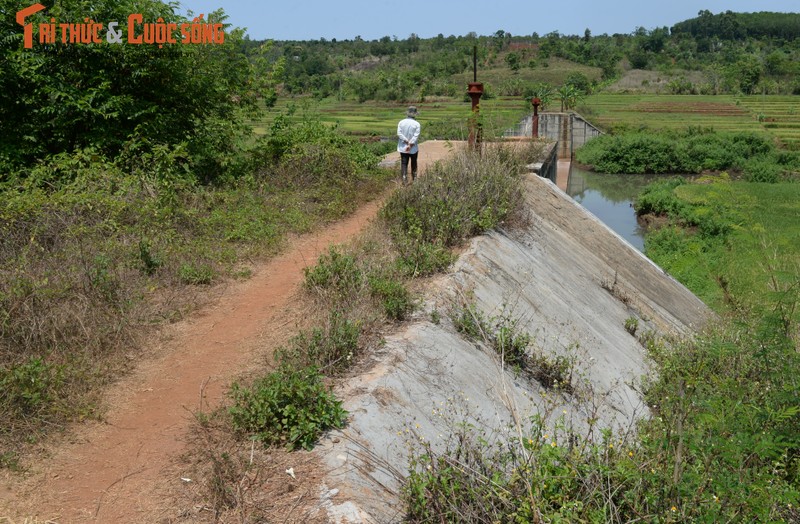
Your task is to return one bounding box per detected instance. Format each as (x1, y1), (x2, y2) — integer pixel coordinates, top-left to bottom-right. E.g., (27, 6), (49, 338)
(600, 270), (632, 306)
(624, 316), (639, 336)
(451, 299), (575, 393)
(404, 401), (631, 523)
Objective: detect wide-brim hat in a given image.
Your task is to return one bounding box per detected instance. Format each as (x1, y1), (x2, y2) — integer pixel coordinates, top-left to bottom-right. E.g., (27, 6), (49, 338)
(407, 106), (418, 118)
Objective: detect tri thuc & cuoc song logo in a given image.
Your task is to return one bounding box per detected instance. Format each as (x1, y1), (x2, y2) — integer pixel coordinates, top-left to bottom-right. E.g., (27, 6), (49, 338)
(16, 3), (225, 49)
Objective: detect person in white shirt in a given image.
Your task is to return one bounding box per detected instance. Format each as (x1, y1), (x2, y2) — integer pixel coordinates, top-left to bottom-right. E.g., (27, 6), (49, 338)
(397, 106), (421, 185)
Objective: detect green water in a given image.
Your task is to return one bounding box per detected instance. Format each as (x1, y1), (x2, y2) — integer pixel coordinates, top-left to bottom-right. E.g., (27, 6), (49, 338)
(566, 167), (664, 252)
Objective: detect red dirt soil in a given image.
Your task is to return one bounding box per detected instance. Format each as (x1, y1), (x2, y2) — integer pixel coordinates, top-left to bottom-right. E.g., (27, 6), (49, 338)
(0, 141), (458, 523)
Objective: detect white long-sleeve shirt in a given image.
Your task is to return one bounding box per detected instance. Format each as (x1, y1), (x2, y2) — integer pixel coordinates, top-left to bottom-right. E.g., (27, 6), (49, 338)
(397, 117), (421, 154)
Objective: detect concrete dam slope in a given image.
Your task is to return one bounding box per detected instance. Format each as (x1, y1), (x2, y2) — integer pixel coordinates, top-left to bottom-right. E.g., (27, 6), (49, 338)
(315, 173), (714, 523)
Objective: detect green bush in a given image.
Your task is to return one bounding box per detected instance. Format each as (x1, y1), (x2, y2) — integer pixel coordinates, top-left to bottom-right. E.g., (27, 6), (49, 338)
(382, 143), (537, 275)
(304, 246), (364, 295)
(228, 364), (347, 451)
(743, 158), (783, 182)
(178, 262), (215, 285)
(577, 129), (778, 175)
(277, 312), (361, 374)
(0, 357), (64, 419)
(635, 177), (735, 238)
(368, 276), (414, 320)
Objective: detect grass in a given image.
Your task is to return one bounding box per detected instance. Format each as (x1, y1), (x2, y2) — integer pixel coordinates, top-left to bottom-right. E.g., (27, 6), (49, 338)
(738, 95), (800, 149)
(642, 180), (800, 319)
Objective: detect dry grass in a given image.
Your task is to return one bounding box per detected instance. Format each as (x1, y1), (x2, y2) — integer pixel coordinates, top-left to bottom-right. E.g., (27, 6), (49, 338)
(167, 410), (329, 523)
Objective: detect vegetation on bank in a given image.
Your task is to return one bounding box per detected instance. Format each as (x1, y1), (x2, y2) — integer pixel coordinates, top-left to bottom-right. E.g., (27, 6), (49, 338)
(0, 113), (393, 463)
(576, 127), (800, 178)
(186, 141), (546, 518)
(402, 147), (800, 522)
(0, 0), (393, 463)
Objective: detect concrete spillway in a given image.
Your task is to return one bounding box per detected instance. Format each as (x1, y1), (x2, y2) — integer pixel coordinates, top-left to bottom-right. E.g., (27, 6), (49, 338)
(316, 172), (713, 523)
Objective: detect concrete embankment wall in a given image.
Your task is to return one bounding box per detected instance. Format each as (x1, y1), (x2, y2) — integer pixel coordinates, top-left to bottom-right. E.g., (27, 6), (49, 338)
(317, 172), (713, 523)
(506, 112), (603, 159)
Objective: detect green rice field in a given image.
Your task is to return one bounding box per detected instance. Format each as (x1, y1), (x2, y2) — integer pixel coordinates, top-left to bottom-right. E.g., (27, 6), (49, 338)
(581, 93), (800, 149)
(250, 93), (800, 148)
(249, 96), (532, 139)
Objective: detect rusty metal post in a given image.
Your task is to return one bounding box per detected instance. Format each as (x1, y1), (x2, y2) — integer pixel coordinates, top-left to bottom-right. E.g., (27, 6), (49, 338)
(468, 82), (483, 150)
(531, 97), (541, 138)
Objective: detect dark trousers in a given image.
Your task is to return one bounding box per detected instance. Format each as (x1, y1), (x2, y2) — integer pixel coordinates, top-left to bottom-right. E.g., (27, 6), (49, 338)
(400, 152), (418, 183)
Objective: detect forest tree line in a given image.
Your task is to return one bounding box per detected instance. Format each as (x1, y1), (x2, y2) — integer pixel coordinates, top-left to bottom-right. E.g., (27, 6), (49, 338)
(251, 9), (800, 103)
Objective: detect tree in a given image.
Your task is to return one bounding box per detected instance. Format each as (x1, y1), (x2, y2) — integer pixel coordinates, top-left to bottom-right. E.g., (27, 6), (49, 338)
(524, 83), (555, 110)
(556, 84), (584, 111)
(0, 0), (254, 181)
(505, 52), (520, 71)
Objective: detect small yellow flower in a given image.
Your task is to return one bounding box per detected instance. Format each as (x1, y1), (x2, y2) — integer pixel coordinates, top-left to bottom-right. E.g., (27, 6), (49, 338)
(608, 444), (614, 449)
(670, 506), (677, 512)
(528, 439), (534, 445)
(628, 451), (634, 457)
(550, 441), (557, 447)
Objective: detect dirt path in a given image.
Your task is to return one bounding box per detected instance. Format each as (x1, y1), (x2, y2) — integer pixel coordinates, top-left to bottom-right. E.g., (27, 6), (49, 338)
(1, 141), (459, 523)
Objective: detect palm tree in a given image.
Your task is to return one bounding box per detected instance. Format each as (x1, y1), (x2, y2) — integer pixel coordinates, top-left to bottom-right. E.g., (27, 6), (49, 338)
(556, 84), (585, 112)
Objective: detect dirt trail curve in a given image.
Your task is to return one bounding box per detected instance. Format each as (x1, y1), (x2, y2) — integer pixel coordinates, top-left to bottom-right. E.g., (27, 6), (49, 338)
(1, 140), (459, 523)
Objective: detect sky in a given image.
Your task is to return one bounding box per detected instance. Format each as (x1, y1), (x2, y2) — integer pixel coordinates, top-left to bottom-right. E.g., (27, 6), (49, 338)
(177, 1), (800, 41)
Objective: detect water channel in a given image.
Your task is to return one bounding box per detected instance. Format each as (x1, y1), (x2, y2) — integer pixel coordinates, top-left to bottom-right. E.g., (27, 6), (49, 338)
(565, 166), (662, 253)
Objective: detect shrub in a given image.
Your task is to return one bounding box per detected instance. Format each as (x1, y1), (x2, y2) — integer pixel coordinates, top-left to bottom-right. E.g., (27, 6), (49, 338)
(304, 246), (364, 295)
(368, 276), (414, 320)
(277, 312), (361, 375)
(228, 364), (347, 451)
(634, 177), (689, 217)
(0, 357), (64, 419)
(576, 129), (777, 175)
(743, 158), (783, 183)
(178, 262), (215, 285)
(381, 143), (538, 274)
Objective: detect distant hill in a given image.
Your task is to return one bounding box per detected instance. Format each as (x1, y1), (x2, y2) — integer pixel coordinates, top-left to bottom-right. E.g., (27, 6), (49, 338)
(672, 10), (800, 40)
